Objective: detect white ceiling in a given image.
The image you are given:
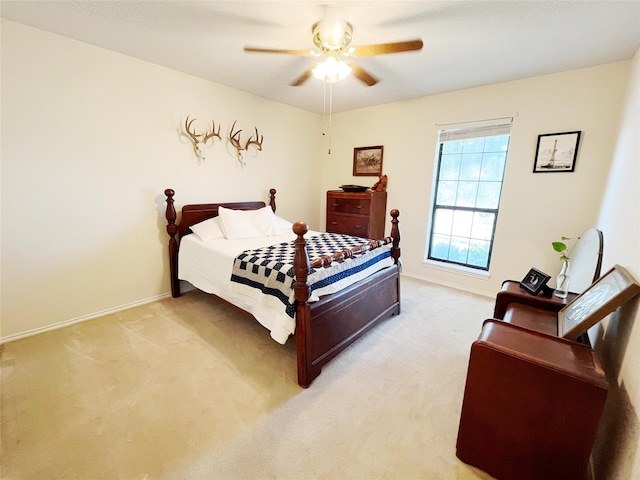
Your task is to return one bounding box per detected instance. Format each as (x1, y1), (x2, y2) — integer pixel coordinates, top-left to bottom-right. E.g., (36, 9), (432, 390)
(2, 1), (639, 114)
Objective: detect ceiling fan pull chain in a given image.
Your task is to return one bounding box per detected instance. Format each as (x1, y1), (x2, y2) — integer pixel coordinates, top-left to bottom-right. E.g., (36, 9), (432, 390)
(323, 77), (327, 119)
(329, 80), (333, 129)
(328, 80), (333, 155)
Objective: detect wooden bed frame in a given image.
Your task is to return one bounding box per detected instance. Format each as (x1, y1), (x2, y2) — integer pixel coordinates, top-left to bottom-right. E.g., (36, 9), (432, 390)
(164, 188), (401, 387)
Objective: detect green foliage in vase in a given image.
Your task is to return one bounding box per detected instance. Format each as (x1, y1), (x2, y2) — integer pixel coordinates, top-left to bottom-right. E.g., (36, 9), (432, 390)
(552, 236), (571, 261)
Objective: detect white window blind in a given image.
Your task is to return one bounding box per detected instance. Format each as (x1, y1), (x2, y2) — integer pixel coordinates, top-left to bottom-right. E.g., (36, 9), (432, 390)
(438, 117), (513, 142)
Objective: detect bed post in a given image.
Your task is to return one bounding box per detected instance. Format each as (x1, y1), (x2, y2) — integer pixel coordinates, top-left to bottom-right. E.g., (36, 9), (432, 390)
(164, 188), (181, 298)
(390, 209), (400, 263)
(390, 209), (401, 314)
(269, 188), (277, 212)
(292, 221), (317, 388)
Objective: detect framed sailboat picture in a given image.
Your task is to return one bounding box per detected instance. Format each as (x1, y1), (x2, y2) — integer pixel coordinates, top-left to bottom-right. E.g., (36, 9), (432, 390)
(533, 131), (581, 173)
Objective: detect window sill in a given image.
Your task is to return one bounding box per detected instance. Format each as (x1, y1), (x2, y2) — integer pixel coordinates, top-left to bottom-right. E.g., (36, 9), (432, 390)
(423, 259), (491, 280)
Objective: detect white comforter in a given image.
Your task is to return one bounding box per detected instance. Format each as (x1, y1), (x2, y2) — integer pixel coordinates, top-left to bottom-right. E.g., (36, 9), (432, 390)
(178, 230), (394, 344)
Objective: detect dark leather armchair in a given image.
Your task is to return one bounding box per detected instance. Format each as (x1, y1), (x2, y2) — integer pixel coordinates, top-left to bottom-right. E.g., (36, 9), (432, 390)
(456, 319), (607, 480)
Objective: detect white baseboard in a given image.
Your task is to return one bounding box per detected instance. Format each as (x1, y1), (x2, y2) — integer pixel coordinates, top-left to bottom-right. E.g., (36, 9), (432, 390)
(400, 272), (495, 299)
(0, 293), (173, 345)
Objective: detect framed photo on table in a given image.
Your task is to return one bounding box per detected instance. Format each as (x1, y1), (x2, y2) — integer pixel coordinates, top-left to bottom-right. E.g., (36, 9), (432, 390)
(533, 131), (581, 173)
(353, 145), (384, 176)
(520, 268), (551, 295)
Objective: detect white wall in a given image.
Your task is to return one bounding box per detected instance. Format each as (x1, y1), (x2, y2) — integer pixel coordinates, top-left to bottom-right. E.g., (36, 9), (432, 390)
(589, 47), (640, 480)
(0, 19), (322, 339)
(324, 62), (630, 296)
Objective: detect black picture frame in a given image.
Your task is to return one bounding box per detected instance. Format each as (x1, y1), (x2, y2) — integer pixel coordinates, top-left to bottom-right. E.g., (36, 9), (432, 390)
(520, 268), (551, 295)
(533, 131), (581, 173)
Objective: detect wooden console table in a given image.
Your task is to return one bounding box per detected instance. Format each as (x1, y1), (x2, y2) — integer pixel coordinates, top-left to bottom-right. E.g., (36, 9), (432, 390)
(493, 280), (578, 320)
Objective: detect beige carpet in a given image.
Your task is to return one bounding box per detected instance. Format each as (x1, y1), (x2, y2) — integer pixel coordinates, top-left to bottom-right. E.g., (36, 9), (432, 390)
(1, 276), (496, 480)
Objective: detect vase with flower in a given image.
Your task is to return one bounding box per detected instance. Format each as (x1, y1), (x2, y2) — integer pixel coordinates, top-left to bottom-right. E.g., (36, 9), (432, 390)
(552, 236), (571, 298)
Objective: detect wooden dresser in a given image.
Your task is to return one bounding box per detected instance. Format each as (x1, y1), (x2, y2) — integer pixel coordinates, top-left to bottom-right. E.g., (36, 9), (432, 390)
(326, 190), (388, 238)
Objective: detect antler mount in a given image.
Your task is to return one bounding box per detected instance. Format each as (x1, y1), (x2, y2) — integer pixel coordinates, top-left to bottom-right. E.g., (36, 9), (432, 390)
(229, 120), (264, 164)
(184, 115), (221, 160)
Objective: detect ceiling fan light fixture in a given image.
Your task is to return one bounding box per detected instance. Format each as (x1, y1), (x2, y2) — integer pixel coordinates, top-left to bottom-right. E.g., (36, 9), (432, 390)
(312, 56), (352, 83)
(245, 8), (417, 89)
(312, 19), (353, 50)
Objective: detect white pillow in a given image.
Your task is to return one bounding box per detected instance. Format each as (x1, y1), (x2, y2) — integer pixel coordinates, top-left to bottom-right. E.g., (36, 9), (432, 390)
(190, 216), (225, 242)
(274, 215), (293, 231)
(218, 206), (281, 240)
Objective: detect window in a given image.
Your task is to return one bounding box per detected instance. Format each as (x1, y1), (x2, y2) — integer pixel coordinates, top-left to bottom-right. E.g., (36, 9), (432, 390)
(426, 118), (512, 270)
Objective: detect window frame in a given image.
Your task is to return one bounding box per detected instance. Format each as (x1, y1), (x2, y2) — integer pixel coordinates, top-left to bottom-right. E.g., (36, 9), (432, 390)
(425, 119), (512, 271)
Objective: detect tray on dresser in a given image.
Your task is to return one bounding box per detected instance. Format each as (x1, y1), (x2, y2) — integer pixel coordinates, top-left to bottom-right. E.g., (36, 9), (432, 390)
(340, 185), (369, 192)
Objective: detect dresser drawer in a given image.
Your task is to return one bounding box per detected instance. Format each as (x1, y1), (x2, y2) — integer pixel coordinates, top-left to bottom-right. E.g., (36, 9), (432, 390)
(327, 196), (371, 214)
(325, 190), (387, 239)
(326, 213), (369, 238)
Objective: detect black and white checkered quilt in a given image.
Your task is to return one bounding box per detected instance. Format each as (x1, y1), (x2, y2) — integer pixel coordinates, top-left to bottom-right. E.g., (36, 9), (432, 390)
(230, 233), (392, 318)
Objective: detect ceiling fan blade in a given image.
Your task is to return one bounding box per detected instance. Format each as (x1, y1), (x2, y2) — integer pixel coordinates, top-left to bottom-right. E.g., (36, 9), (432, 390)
(351, 63), (378, 86)
(350, 39), (423, 57)
(244, 46), (312, 56)
(290, 69), (313, 87)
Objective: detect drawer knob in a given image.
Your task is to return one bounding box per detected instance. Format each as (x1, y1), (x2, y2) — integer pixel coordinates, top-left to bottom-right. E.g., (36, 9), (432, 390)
(332, 203), (339, 207)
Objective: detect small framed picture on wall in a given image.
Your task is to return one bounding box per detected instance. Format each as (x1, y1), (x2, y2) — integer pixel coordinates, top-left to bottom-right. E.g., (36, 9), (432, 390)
(533, 131), (581, 173)
(353, 145), (384, 176)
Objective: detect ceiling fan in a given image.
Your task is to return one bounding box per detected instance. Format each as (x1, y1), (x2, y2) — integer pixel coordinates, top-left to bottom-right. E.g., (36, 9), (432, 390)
(244, 8), (423, 87)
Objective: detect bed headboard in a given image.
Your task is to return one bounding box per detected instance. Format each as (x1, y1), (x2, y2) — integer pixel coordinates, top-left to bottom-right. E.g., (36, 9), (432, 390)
(177, 201), (266, 237)
(164, 188), (277, 238)
(164, 188), (277, 297)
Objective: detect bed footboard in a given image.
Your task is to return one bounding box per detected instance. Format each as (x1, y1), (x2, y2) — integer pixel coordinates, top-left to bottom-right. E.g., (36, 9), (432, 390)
(293, 210), (401, 387)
